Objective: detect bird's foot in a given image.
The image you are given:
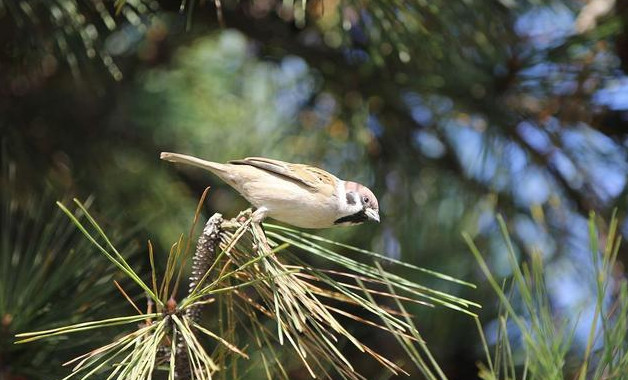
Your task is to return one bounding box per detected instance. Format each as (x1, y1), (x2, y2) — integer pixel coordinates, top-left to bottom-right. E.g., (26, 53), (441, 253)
(249, 207), (272, 254)
(252, 222), (272, 255)
(236, 208), (253, 223)
(251, 207), (268, 224)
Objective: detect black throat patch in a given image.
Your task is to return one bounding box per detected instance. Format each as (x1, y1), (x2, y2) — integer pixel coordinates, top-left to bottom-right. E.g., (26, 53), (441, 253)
(334, 210), (368, 225)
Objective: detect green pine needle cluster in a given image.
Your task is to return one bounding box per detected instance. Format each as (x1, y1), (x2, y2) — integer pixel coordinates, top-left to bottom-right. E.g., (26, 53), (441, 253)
(466, 213), (628, 379)
(0, 161), (133, 379)
(16, 193), (477, 379)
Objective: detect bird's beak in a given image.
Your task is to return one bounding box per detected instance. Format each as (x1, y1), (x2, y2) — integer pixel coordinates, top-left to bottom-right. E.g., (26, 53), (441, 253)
(365, 208), (380, 223)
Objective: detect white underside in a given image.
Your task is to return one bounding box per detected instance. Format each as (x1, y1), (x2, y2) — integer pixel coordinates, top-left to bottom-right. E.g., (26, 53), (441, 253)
(224, 169), (357, 229)
(242, 180), (340, 229)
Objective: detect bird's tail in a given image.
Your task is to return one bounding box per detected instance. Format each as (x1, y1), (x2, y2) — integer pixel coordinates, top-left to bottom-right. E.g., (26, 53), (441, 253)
(160, 152), (227, 174)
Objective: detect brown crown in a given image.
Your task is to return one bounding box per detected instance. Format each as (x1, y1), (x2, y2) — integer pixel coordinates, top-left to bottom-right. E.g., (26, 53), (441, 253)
(345, 181), (379, 210)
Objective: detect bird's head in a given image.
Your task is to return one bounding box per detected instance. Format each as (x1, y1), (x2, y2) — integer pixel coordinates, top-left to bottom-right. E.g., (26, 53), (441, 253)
(334, 181), (380, 225)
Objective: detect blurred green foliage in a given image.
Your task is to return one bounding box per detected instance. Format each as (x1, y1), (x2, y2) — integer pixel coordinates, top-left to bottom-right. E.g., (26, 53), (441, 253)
(0, 161), (141, 379)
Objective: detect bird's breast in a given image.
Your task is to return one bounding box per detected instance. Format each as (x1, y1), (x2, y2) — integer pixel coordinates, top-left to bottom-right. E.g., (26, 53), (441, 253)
(232, 170), (340, 229)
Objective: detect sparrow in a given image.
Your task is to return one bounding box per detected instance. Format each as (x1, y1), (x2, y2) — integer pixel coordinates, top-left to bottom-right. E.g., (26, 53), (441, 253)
(160, 152), (380, 229)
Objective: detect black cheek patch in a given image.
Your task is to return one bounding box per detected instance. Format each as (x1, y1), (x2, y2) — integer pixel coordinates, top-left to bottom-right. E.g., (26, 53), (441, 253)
(334, 210), (368, 225)
(346, 193), (356, 205)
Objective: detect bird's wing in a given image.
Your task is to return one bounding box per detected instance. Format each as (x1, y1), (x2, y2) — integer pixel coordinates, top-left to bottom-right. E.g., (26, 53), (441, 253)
(229, 157), (337, 191)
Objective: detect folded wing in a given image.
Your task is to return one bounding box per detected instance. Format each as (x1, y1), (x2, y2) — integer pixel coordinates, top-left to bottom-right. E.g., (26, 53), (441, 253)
(229, 157), (337, 192)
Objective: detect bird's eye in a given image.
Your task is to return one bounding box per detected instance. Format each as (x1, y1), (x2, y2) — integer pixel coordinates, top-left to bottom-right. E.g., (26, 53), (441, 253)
(363, 196), (369, 203)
